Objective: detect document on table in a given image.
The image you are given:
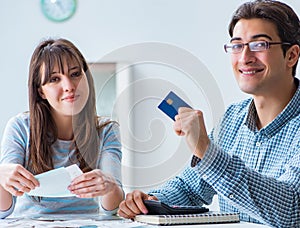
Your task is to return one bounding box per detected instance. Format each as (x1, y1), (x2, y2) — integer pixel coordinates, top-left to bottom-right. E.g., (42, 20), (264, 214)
(27, 164), (83, 197)
(0, 217), (151, 228)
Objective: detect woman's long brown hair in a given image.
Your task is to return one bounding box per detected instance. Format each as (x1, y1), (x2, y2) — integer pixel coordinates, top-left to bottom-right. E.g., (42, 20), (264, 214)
(27, 38), (105, 174)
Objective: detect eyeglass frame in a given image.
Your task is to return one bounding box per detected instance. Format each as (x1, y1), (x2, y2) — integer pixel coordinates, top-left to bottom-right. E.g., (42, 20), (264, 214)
(224, 40), (292, 53)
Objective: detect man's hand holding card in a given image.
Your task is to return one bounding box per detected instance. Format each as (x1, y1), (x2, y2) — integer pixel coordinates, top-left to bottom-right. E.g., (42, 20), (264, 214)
(158, 91), (209, 159)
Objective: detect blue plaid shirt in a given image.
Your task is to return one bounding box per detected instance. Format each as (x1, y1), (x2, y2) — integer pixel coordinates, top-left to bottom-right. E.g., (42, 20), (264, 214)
(149, 79), (300, 227)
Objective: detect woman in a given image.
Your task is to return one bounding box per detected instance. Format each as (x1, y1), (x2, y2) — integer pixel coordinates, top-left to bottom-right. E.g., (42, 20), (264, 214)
(0, 38), (124, 218)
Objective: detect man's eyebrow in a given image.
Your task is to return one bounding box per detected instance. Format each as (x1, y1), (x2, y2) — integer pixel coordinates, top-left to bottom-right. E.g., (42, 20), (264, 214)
(230, 37), (242, 42)
(252, 34), (273, 40)
(230, 34), (273, 42)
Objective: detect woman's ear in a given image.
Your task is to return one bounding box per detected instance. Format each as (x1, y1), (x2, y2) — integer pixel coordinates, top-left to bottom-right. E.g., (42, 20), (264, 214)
(286, 44), (300, 68)
(38, 88), (46, 99)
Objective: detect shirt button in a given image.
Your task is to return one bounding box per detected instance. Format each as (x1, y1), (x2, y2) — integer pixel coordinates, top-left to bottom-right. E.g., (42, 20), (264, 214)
(256, 142), (261, 147)
(229, 194), (234, 199)
(203, 174), (207, 179)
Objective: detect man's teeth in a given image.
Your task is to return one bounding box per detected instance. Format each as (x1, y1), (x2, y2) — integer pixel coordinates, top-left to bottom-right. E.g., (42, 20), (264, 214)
(243, 70), (256, 74)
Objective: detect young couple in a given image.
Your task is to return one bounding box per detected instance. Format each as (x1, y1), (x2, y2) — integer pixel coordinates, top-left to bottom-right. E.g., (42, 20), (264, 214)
(1, 0), (299, 226)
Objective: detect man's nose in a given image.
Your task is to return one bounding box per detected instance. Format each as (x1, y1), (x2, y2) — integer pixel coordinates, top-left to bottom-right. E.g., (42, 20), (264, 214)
(239, 45), (257, 64)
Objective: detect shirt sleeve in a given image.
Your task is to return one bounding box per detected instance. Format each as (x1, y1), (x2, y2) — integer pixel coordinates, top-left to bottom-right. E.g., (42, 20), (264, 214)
(98, 121), (124, 214)
(99, 204), (119, 216)
(98, 121), (122, 186)
(193, 141), (300, 227)
(0, 114), (28, 218)
(148, 163), (217, 206)
(0, 197), (16, 219)
(0, 114), (28, 165)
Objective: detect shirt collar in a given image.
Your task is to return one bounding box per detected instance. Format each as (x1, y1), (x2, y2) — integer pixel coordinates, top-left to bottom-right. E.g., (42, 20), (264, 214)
(245, 78), (300, 137)
(245, 100), (257, 132)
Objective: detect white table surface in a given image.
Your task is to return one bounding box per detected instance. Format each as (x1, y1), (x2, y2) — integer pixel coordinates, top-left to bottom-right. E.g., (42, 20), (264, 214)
(0, 217), (270, 228)
(163, 222), (269, 228)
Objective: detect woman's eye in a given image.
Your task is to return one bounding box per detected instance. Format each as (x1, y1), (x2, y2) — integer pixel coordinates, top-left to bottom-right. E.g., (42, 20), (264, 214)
(49, 77), (59, 83)
(71, 71), (82, 78)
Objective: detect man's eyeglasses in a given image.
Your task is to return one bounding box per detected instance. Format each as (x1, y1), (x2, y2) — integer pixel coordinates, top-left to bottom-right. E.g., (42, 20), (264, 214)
(224, 41), (292, 53)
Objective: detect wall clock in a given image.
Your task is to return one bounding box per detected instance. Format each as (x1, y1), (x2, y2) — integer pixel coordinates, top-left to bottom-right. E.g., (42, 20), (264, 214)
(41, 0), (77, 22)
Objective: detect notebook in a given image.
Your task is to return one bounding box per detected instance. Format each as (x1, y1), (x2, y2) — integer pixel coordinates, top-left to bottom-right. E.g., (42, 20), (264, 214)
(134, 211), (240, 225)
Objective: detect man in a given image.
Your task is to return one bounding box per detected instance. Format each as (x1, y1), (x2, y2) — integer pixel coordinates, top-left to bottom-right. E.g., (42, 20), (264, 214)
(118, 0), (300, 226)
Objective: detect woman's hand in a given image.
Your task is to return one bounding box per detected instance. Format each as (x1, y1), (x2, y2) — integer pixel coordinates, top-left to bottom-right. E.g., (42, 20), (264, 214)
(0, 164), (39, 196)
(174, 107), (210, 159)
(68, 169), (118, 198)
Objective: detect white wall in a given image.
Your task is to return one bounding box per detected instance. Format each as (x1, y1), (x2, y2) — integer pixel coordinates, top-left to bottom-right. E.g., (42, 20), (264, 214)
(1, 0), (300, 202)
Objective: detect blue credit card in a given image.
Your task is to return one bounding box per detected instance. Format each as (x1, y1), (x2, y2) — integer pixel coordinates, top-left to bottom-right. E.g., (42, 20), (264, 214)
(158, 91), (192, 121)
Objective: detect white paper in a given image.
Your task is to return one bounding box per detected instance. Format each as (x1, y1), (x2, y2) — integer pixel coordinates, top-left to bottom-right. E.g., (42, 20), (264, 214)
(27, 164), (83, 197)
(0, 218), (150, 228)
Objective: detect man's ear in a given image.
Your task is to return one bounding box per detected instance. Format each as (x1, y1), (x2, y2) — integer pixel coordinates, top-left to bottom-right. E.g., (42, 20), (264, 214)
(286, 44), (300, 68)
(38, 88), (46, 99)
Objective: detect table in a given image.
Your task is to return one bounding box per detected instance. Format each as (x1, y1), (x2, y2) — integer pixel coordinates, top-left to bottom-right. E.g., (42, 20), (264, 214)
(0, 215), (270, 228)
(163, 222), (269, 228)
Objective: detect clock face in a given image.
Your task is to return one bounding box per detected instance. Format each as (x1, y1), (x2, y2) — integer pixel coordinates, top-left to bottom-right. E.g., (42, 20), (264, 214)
(41, 0), (77, 22)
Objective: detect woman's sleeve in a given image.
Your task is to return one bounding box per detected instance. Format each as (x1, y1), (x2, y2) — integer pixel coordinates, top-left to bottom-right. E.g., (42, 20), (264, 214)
(98, 121), (122, 186)
(98, 121), (123, 215)
(0, 114), (28, 165)
(0, 197), (16, 219)
(0, 114), (28, 218)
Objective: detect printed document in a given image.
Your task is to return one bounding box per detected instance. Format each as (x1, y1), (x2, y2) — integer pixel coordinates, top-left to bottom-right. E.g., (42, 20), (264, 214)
(27, 164), (83, 197)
